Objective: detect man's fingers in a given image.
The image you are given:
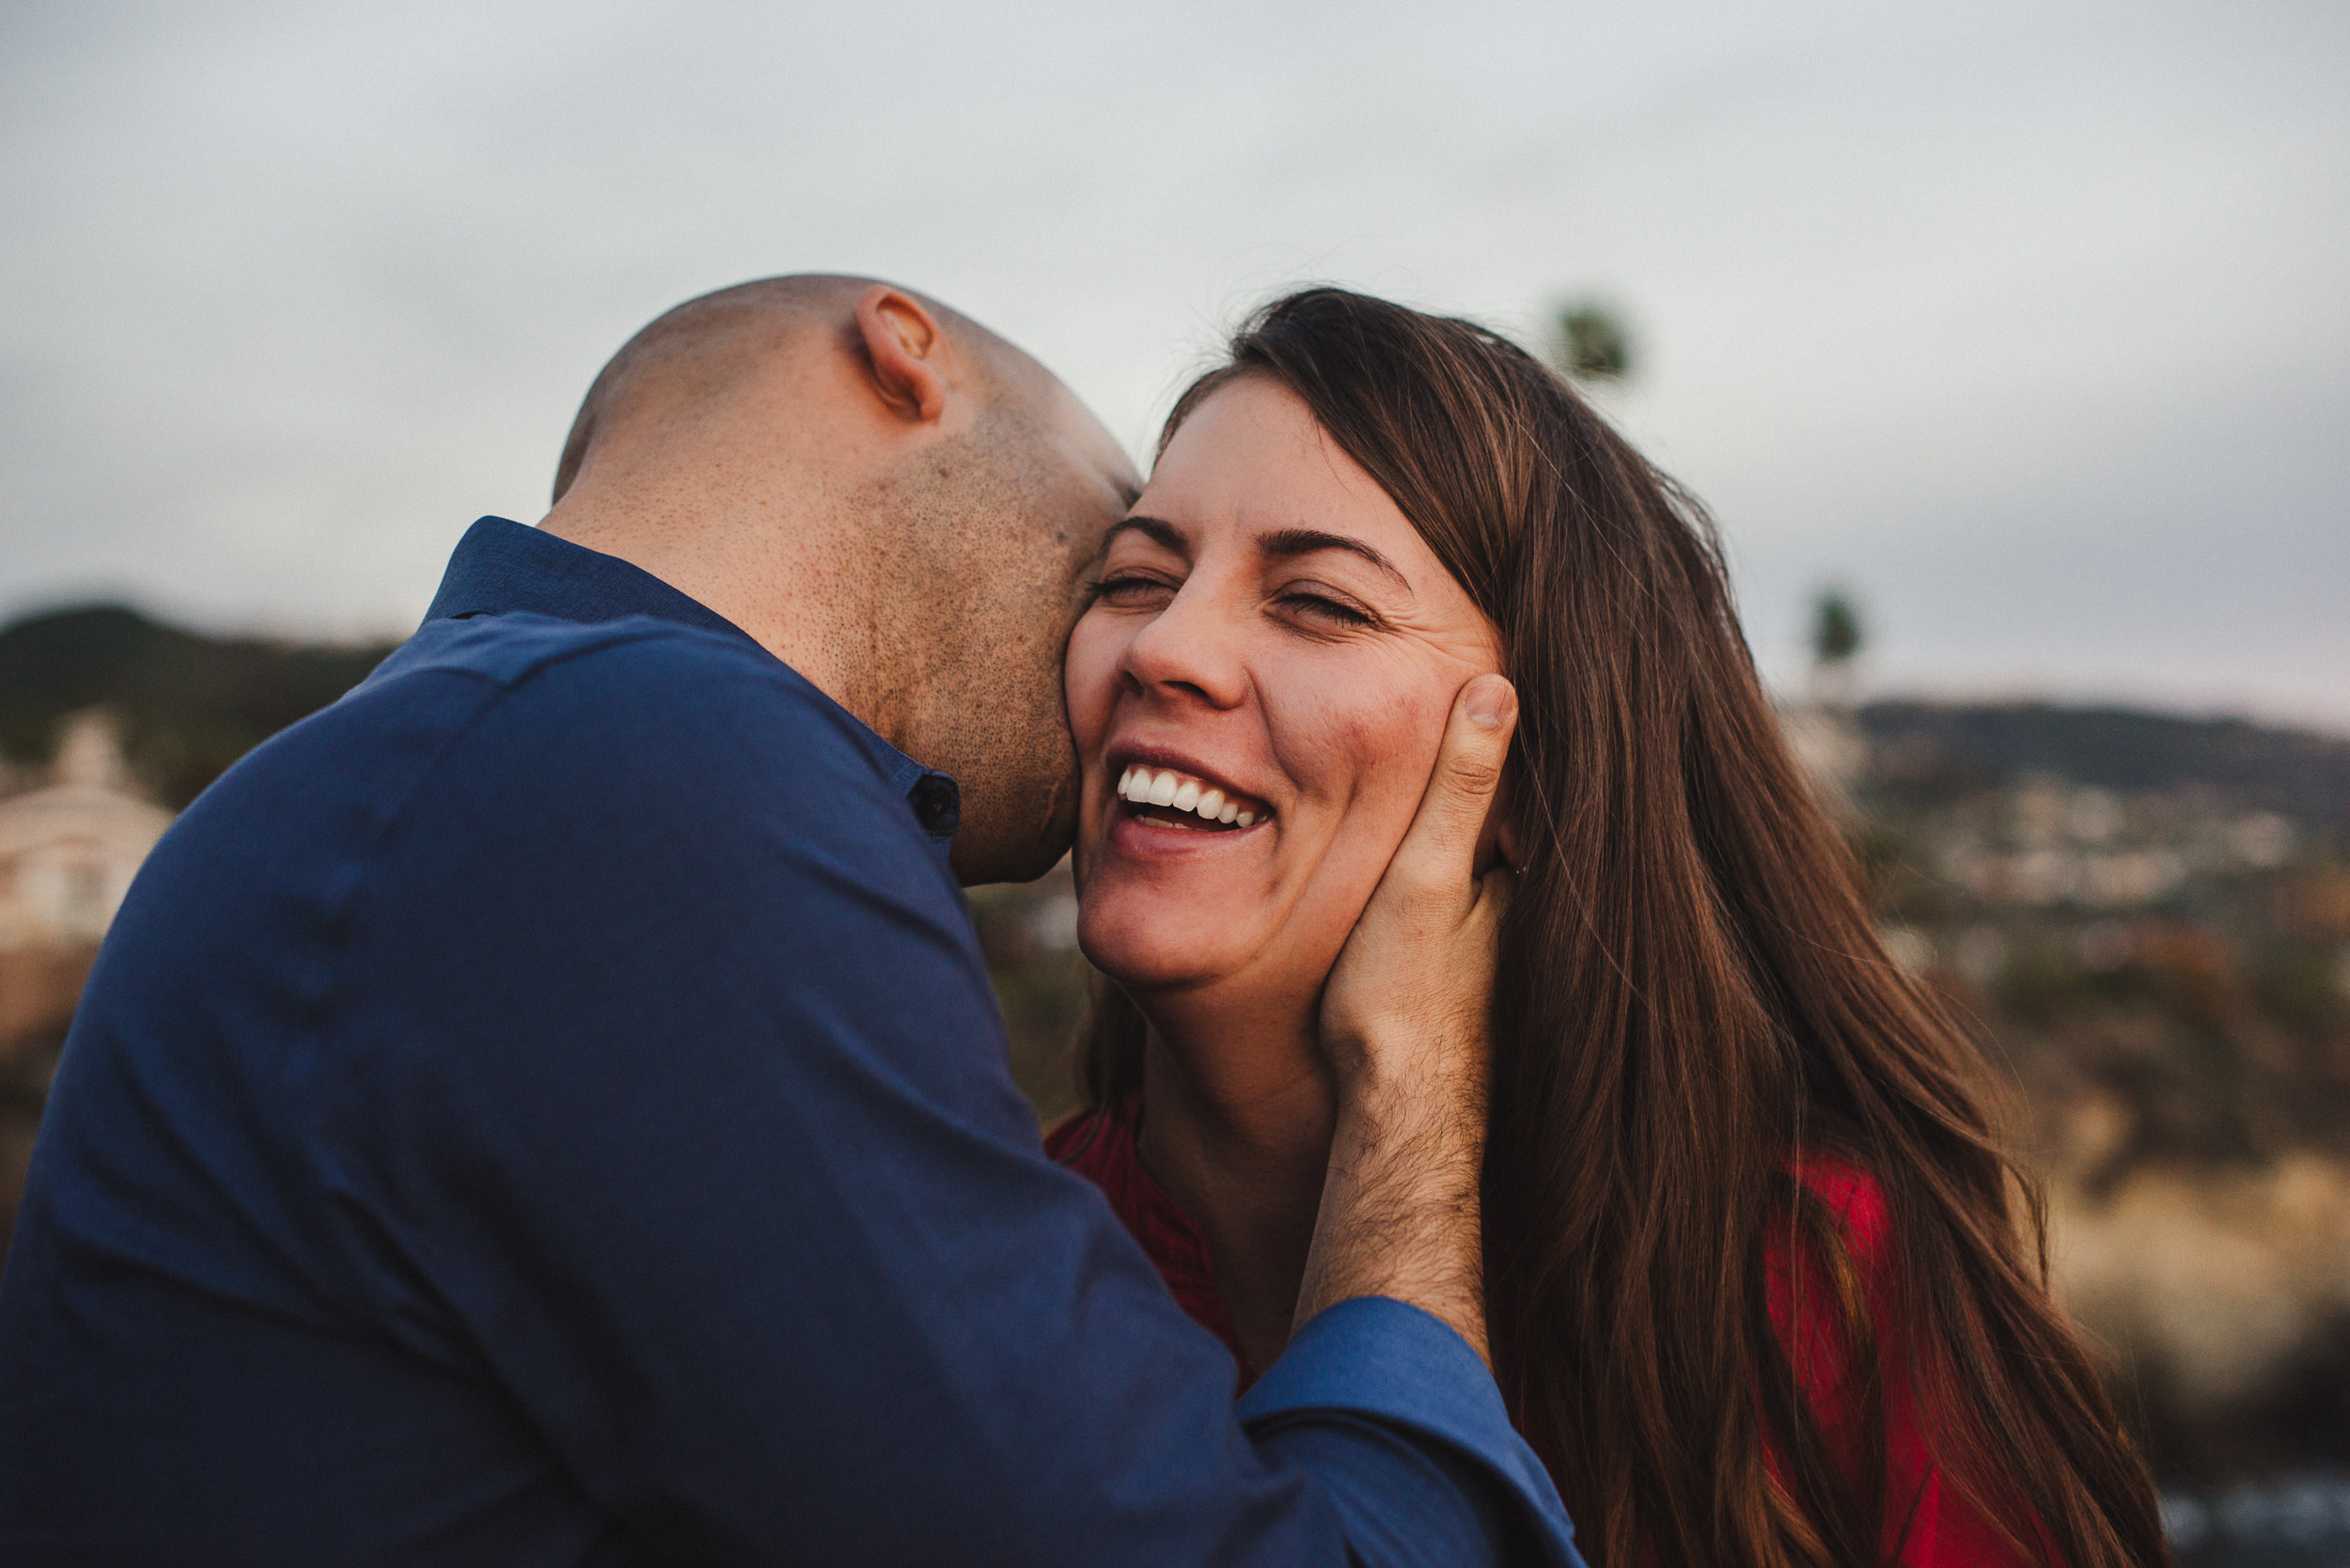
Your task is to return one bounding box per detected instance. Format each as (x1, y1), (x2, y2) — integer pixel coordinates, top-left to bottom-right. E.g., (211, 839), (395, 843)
(1391, 674), (1517, 892)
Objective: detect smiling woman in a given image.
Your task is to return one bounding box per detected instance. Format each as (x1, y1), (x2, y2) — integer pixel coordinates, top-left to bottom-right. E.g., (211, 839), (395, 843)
(1068, 376), (1501, 1026)
(1051, 289), (2170, 1568)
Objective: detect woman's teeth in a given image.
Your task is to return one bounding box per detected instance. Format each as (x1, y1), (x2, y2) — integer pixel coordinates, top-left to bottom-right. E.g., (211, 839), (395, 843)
(1115, 766), (1258, 828)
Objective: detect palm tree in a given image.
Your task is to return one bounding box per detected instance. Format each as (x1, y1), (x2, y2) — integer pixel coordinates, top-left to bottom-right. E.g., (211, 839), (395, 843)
(1810, 589), (1863, 708)
(1552, 302), (1632, 383)
(1813, 590), (1862, 667)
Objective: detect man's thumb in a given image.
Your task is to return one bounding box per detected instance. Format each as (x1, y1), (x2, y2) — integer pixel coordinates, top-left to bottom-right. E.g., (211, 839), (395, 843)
(1394, 675), (1517, 886)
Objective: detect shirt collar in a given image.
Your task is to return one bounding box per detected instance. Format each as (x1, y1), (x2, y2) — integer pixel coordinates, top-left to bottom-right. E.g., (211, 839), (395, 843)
(424, 515), (758, 644)
(422, 517), (961, 842)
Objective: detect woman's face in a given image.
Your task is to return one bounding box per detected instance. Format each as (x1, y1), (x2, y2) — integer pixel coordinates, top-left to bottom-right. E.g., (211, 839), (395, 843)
(1067, 376), (1501, 1012)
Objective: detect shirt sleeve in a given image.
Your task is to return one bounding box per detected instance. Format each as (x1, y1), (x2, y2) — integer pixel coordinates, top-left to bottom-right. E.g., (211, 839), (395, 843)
(1243, 1297), (1584, 1568)
(318, 634), (1578, 1568)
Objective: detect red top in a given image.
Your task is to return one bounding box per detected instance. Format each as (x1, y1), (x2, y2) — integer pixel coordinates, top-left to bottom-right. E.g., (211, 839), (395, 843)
(1049, 1101), (2043, 1565)
(1047, 1101), (1260, 1391)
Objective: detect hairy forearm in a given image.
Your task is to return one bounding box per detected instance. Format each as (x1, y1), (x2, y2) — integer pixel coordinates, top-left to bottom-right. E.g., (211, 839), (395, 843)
(1293, 1066), (1490, 1364)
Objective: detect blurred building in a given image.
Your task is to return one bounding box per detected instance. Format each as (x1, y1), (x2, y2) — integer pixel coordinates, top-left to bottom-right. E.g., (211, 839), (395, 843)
(0, 711), (173, 952)
(0, 711), (173, 1256)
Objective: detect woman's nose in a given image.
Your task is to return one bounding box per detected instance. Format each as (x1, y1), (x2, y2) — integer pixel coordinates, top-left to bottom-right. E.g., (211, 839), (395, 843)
(1117, 583), (1248, 711)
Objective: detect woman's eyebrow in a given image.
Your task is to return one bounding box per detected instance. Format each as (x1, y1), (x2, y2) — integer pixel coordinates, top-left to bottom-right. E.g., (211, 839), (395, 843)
(1104, 514), (1188, 552)
(1258, 527), (1410, 590)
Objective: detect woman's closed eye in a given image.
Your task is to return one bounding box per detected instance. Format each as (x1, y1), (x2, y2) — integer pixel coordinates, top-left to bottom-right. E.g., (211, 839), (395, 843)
(1085, 572), (1179, 609)
(1273, 583), (1379, 632)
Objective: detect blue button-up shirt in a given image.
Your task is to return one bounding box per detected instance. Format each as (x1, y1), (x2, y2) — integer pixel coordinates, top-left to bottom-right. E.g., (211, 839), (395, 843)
(0, 518), (1580, 1567)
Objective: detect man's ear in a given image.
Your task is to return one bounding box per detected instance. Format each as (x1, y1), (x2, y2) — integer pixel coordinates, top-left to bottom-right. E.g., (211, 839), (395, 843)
(853, 286), (952, 424)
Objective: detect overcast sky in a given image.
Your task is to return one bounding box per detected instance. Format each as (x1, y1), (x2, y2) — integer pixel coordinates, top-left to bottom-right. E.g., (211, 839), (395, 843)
(5, 0), (2345, 729)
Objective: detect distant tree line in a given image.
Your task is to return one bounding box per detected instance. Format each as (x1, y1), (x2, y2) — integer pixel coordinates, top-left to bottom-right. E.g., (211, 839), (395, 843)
(1859, 700), (2350, 827)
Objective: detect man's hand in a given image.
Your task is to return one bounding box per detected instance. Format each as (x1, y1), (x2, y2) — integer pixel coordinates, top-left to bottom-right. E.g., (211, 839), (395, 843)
(1295, 674), (1518, 1362)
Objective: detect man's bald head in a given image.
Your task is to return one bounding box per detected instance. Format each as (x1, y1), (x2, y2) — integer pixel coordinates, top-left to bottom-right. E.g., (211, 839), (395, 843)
(554, 274), (1055, 504)
(537, 274), (1139, 885)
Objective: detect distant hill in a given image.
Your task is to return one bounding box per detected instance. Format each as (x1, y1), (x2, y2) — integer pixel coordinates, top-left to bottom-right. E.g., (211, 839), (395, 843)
(0, 604), (399, 808)
(1860, 699), (2350, 826)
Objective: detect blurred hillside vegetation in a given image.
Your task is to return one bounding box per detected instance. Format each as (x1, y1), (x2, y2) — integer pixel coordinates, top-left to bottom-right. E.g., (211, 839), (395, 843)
(1833, 699), (2350, 1497)
(3, 599), (2348, 1511)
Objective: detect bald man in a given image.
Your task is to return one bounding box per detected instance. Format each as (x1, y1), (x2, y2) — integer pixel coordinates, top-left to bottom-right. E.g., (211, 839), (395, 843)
(0, 277), (1578, 1567)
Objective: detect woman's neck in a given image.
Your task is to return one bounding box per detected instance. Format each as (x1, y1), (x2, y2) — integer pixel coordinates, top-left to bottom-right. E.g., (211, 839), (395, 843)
(1133, 1003), (1336, 1378)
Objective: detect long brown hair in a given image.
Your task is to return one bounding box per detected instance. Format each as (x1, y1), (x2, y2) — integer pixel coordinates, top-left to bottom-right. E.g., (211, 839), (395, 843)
(1074, 288), (2167, 1567)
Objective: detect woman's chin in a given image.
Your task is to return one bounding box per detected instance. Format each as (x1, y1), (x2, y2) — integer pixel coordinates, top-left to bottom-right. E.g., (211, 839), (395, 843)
(1076, 901), (1247, 996)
